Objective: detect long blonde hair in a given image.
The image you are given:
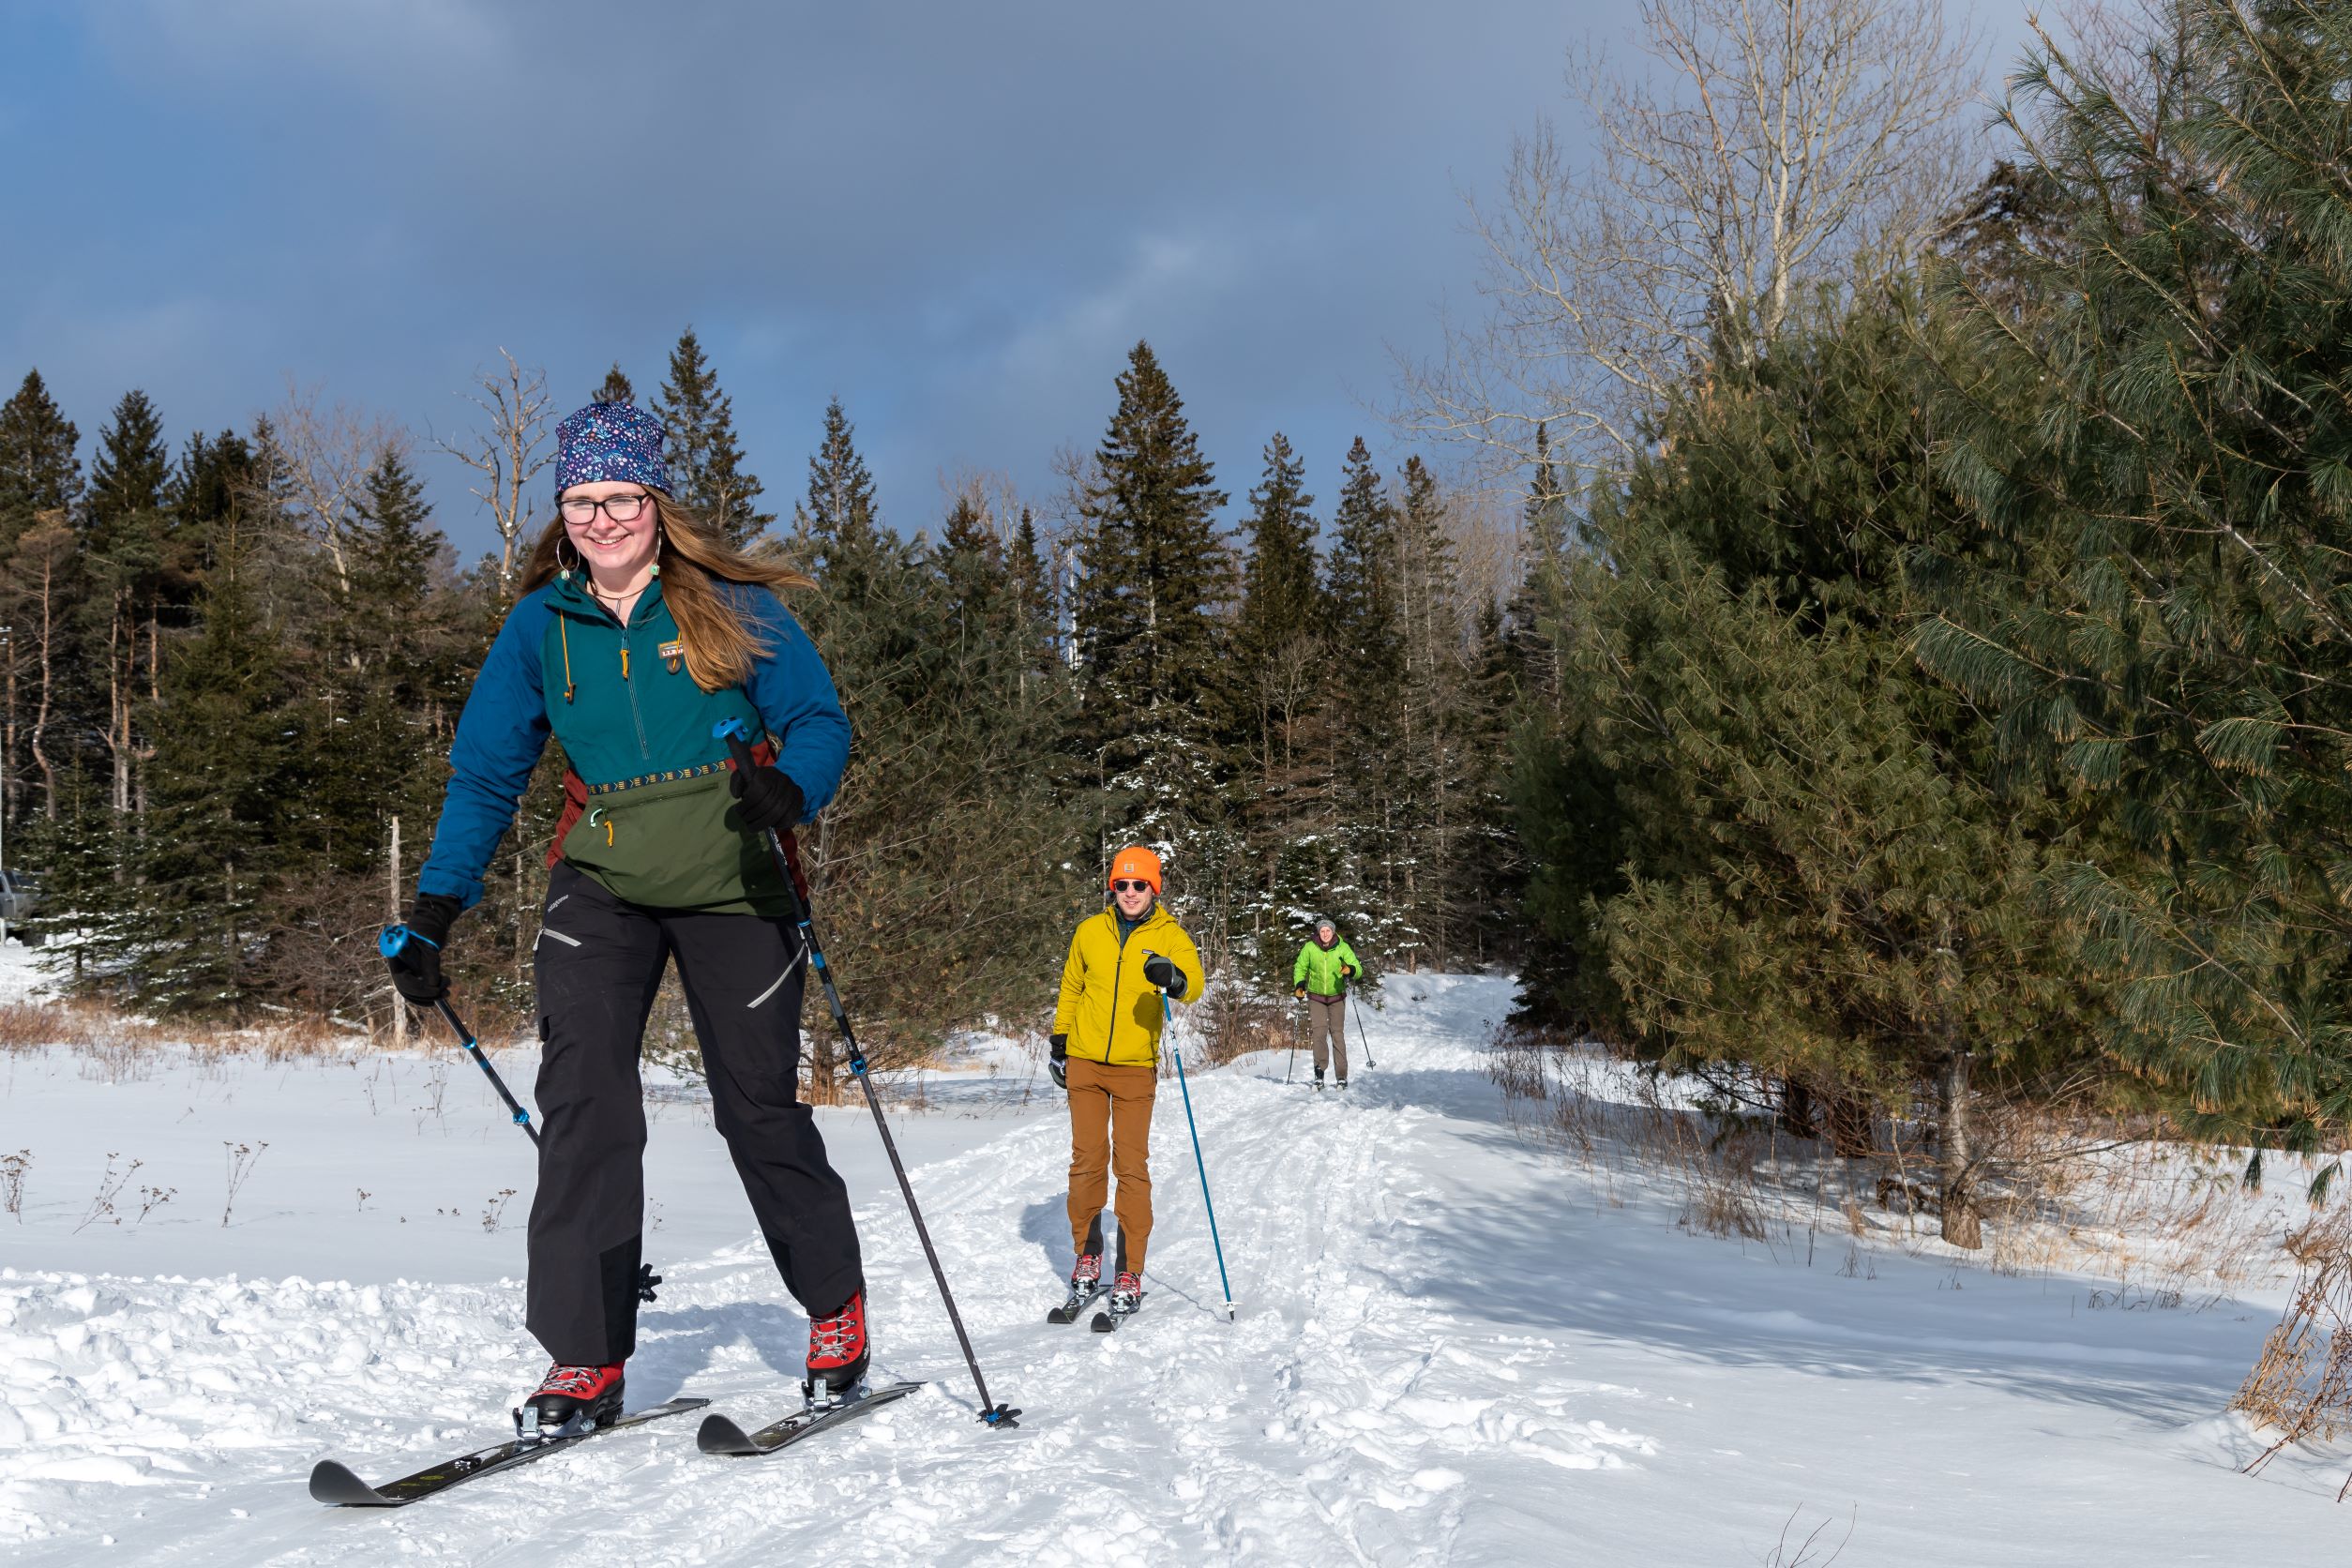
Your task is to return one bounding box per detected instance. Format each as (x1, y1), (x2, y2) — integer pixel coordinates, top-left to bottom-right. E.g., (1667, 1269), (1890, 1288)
(520, 494), (813, 692)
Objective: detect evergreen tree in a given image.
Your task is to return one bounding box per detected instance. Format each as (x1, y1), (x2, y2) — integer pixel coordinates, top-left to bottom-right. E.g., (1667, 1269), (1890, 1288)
(1231, 431), (1333, 976)
(1456, 597), (1525, 963)
(1522, 285), (2107, 1231)
(279, 446), (462, 1018)
(1007, 505), (1055, 671)
(1389, 456), (1469, 966)
(654, 327), (773, 546)
(792, 398), (882, 572)
(82, 391), (173, 814)
(1320, 436), (1406, 955)
(1504, 421), (1572, 703)
(593, 364), (635, 404)
(1234, 432), (1319, 667)
(0, 370), (82, 550)
(97, 500), (292, 1012)
(1915, 0), (2352, 1165)
(1071, 341), (1235, 909)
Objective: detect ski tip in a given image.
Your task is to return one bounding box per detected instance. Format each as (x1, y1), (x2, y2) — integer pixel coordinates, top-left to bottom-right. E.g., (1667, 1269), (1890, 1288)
(695, 1411), (761, 1457)
(309, 1458), (393, 1508)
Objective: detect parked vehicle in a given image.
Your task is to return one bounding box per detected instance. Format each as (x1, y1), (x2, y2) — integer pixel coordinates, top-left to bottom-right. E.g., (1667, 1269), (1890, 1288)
(1, 869), (43, 943)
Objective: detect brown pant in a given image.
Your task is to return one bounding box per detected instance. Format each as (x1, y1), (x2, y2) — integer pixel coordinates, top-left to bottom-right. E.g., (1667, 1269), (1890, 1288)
(1066, 1057), (1157, 1274)
(1307, 994), (1349, 1079)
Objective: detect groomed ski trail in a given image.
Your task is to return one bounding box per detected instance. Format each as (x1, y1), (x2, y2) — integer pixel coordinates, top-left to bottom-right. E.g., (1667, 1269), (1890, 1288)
(5, 977), (1609, 1565)
(8, 972), (2346, 1564)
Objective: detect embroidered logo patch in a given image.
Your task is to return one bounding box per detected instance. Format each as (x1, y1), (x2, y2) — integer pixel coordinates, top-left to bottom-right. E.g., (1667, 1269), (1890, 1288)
(659, 639), (686, 674)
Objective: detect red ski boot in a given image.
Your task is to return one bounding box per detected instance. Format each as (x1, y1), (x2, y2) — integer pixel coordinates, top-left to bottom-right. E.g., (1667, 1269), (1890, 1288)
(521, 1362), (624, 1435)
(807, 1289), (871, 1395)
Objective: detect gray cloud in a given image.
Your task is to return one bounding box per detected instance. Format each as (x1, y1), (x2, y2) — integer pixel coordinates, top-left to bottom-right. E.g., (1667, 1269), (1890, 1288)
(8, 0), (2030, 550)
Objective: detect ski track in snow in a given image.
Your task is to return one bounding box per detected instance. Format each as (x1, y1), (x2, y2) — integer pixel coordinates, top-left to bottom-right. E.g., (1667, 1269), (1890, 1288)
(4, 972), (2348, 1563)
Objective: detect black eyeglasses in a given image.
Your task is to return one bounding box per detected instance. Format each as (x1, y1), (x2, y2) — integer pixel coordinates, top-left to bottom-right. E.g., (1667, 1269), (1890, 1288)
(560, 492), (653, 524)
(1111, 880), (1153, 894)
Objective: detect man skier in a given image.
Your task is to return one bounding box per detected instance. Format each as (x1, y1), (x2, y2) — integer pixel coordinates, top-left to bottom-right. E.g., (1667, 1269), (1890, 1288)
(1292, 916), (1364, 1088)
(1048, 845), (1206, 1322)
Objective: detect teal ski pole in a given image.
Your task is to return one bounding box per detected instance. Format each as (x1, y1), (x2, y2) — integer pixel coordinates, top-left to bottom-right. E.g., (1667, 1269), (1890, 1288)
(1162, 988), (1236, 1321)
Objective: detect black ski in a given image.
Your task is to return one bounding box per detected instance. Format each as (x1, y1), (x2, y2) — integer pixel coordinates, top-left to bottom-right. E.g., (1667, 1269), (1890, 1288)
(309, 1396), (709, 1508)
(697, 1380), (924, 1456)
(1091, 1292), (1145, 1334)
(1048, 1282), (1106, 1325)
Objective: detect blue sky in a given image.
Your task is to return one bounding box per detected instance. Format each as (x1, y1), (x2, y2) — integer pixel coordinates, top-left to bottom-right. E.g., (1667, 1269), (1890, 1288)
(3, 1), (2029, 558)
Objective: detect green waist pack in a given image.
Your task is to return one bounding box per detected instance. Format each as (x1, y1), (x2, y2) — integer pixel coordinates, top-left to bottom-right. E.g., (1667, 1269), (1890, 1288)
(561, 768), (792, 915)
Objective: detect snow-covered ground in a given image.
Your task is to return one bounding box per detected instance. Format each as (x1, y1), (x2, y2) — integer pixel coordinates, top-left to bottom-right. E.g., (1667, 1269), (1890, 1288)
(3, 963), (2348, 1563)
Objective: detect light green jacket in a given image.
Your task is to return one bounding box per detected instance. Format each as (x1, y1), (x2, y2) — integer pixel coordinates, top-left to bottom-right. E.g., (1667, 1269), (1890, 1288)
(1293, 938), (1363, 997)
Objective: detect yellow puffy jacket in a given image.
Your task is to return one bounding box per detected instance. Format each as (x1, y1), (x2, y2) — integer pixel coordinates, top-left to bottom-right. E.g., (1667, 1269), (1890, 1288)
(1052, 903), (1206, 1067)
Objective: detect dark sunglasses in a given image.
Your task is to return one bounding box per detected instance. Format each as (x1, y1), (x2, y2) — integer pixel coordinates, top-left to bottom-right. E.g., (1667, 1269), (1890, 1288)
(1110, 880), (1153, 894)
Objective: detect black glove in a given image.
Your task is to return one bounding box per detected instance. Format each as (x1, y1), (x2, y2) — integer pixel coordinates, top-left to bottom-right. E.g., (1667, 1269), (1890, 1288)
(385, 893), (460, 1004)
(1142, 953), (1184, 997)
(1048, 1033), (1068, 1090)
(1293, 984), (1307, 1002)
(730, 762), (805, 835)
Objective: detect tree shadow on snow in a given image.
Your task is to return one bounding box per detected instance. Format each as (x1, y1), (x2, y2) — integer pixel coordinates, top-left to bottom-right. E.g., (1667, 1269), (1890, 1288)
(1407, 1179), (2275, 1432)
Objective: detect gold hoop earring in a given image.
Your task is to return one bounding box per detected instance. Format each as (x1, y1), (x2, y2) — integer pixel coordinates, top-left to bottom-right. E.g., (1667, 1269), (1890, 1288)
(556, 536), (584, 579)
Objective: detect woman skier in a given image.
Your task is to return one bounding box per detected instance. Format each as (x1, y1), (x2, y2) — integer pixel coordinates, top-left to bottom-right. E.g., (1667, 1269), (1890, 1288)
(1292, 916), (1363, 1088)
(1047, 846), (1206, 1321)
(384, 400), (869, 1429)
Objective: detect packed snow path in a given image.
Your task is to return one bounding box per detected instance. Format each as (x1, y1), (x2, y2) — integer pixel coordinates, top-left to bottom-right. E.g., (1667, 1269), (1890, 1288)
(4, 973), (2346, 1563)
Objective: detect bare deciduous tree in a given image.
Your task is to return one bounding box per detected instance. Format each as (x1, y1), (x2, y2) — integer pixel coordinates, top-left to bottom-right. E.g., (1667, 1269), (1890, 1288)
(6, 513), (71, 817)
(274, 380), (404, 598)
(438, 350), (553, 593)
(1401, 0), (1987, 482)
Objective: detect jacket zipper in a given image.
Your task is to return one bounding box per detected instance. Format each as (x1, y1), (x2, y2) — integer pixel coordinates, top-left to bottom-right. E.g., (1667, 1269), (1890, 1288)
(1106, 914), (1130, 1061)
(1101, 908), (1167, 1063)
(617, 612), (651, 761)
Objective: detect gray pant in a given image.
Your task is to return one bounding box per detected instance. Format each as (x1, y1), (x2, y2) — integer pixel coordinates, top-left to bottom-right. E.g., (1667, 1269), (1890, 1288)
(1306, 994), (1349, 1079)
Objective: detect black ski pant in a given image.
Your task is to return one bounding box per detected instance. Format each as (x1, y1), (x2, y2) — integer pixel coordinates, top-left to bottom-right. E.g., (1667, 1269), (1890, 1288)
(527, 861), (863, 1365)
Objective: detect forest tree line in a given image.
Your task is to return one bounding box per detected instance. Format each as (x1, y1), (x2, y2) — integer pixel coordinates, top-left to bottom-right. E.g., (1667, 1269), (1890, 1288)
(0, 329), (1526, 1085)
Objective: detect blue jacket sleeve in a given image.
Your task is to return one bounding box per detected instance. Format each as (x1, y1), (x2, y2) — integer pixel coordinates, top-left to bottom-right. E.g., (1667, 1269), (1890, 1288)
(416, 596), (554, 910)
(741, 587), (850, 821)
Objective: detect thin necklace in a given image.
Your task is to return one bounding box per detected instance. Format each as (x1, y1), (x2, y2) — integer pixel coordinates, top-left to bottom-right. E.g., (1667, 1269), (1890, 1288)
(588, 580), (641, 617)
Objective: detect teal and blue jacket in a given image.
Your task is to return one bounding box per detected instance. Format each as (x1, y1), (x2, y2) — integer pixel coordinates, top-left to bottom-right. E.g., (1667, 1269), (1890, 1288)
(417, 573), (849, 915)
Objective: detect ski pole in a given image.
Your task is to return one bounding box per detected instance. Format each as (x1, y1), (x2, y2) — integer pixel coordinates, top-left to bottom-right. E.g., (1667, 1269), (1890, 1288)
(1163, 989), (1235, 1321)
(379, 927), (538, 1146)
(716, 719), (1019, 1429)
(1349, 988), (1378, 1071)
(1285, 997), (1302, 1084)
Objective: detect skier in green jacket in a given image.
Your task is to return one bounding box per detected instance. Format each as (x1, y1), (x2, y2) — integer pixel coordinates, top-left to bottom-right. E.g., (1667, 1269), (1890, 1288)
(1291, 917), (1364, 1088)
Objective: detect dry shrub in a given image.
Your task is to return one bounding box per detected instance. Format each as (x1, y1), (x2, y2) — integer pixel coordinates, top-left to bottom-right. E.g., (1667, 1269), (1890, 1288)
(0, 1000), (114, 1053)
(1198, 989), (1295, 1069)
(1487, 1038), (2299, 1304)
(0, 994), (371, 1074)
(2238, 1202), (2352, 1494)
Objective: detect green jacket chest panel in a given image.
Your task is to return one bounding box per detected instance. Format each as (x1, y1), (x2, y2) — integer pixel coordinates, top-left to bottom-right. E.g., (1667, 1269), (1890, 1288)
(539, 581), (760, 788)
